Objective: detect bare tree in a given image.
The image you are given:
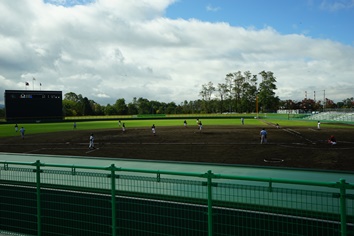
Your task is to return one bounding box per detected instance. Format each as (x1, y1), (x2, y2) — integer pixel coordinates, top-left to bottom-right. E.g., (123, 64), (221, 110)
(199, 81), (215, 113)
(217, 83), (229, 113)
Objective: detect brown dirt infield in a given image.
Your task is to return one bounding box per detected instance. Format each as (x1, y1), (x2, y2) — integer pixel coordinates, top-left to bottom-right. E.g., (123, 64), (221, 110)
(1, 124), (354, 171)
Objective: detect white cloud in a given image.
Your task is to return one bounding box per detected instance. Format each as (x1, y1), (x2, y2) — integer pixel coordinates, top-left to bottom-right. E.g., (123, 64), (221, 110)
(320, 0), (354, 11)
(206, 4), (221, 12)
(0, 0), (353, 106)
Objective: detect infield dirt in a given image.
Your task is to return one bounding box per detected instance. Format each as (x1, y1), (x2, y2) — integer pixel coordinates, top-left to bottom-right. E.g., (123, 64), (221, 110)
(1, 123), (354, 171)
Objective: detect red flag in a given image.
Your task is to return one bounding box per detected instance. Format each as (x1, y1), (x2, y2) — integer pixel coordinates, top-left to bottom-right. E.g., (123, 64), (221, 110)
(25, 82), (29, 86)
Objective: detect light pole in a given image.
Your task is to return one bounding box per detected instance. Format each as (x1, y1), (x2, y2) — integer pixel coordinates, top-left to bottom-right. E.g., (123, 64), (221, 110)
(323, 90), (326, 111)
(256, 95), (259, 118)
(32, 77), (36, 90)
(255, 83), (259, 118)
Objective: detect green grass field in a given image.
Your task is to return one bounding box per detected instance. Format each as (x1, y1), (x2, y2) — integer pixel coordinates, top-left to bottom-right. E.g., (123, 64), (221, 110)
(0, 118), (256, 137)
(0, 116), (352, 138)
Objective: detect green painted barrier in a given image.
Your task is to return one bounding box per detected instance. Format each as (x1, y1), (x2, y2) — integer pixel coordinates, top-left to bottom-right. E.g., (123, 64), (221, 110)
(0, 160), (353, 235)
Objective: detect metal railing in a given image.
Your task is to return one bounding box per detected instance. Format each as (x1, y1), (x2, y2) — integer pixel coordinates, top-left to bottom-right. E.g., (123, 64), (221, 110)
(1, 160), (353, 236)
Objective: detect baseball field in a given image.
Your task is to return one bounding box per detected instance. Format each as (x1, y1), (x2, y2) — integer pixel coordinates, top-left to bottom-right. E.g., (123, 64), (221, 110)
(0, 117), (353, 171)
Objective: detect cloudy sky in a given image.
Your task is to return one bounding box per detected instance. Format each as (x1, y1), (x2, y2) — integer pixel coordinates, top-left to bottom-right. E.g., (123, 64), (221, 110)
(1, 0), (353, 105)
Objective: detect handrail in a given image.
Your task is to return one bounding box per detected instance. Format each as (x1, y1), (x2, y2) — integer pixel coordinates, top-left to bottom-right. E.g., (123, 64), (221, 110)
(1, 160), (353, 189)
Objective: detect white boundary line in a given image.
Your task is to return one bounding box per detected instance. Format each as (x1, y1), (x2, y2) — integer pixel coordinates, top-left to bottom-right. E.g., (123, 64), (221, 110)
(86, 148), (99, 154)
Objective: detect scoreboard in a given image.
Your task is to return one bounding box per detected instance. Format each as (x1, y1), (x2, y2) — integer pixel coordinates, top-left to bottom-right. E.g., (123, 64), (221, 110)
(5, 90), (63, 121)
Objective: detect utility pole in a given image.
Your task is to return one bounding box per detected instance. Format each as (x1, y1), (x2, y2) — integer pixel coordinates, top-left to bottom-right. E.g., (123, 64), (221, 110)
(323, 90), (326, 111)
(256, 95), (259, 118)
(33, 77), (36, 90)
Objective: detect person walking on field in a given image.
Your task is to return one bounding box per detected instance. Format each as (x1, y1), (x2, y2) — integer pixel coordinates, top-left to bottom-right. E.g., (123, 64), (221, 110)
(20, 127), (25, 139)
(89, 133), (95, 149)
(184, 120), (187, 128)
(152, 124), (156, 136)
(15, 124), (18, 132)
(317, 121), (321, 129)
(122, 123), (126, 133)
(241, 118), (244, 125)
(260, 128), (267, 144)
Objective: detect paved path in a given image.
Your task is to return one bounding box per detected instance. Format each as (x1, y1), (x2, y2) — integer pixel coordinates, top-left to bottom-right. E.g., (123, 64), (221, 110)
(1, 152), (354, 187)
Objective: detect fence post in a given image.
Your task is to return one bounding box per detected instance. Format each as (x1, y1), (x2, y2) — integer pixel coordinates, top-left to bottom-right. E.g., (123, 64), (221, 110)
(110, 164), (117, 236)
(206, 170), (213, 236)
(339, 179), (347, 236)
(35, 160), (42, 236)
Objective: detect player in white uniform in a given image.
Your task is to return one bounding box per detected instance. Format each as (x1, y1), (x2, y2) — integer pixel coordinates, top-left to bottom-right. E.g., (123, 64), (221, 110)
(20, 127), (25, 139)
(152, 124), (156, 136)
(89, 133), (95, 149)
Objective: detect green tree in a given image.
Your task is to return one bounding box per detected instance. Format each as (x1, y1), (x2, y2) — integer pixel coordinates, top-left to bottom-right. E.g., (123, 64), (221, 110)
(157, 102), (167, 114)
(209, 99), (219, 113)
(225, 73), (234, 112)
(342, 97), (354, 108)
(150, 100), (161, 114)
(62, 99), (77, 116)
(137, 97), (151, 114)
(233, 71), (246, 112)
(113, 98), (128, 115)
(258, 71), (279, 112)
(217, 83), (229, 113)
(104, 104), (116, 115)
(241, 73), (258, 112)
(63, 92), (84, 116)
(126, 97), (138, 115)
(127, 103), (138, 115)
(165, 102), (177, 114)
(175, 104), (183, 114)
(92, 102), (104, 115)
(336, 102), (344, 108)
(0, 108), (5, 118)
(64, 92), (80, 101)
(82, 97), (94, 116)
(179, 100), (190, 114)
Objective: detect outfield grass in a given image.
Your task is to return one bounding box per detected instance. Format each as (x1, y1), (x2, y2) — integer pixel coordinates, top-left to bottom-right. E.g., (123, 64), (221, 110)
(0, 117), (352, 138)
(0, 118), (259, 137)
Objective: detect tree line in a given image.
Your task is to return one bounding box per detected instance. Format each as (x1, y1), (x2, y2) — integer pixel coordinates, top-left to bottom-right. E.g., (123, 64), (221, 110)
(199, 70), (278, 113)
(61, 70), (354, 116)
(62, 93), (195, 116)
(0, 70), (351, 119)
(0, 69), (352, 118)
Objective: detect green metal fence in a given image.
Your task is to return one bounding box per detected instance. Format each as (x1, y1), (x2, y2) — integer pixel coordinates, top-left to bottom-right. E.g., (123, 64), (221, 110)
(1, 160), (353, 236)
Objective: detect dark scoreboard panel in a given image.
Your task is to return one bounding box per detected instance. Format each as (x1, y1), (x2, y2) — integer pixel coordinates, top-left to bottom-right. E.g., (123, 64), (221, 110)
(5, 90), (63, 121)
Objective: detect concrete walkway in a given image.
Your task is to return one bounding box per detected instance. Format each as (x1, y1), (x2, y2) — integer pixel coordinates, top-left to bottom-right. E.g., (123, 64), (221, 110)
(1, 152), (354, 186)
